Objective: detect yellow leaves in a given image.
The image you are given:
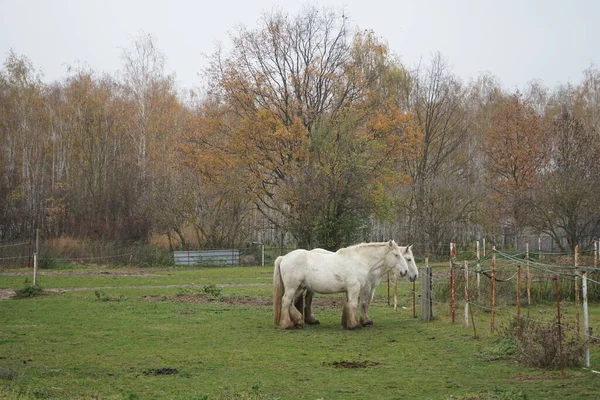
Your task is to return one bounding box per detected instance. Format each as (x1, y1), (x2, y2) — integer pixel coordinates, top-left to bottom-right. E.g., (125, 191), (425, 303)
(9, 185), (24, 202)
(46, 183), (69, 224)
(485, 93), (548, 190)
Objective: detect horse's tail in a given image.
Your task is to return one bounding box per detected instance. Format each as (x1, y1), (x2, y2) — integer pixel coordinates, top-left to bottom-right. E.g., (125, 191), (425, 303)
(273, 256), (284, 325)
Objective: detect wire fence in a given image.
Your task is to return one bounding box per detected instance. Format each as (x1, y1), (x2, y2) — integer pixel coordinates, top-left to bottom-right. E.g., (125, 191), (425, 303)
(411, 242), (600, 372)
(0, 240), (32, 267)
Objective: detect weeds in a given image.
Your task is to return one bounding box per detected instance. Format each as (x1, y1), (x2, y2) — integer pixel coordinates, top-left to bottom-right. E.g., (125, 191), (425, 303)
(498, 316), (584, 368)
(0, 367), (17, 380)
(177, 284), (223, 300)
(94, 290), (127, 302)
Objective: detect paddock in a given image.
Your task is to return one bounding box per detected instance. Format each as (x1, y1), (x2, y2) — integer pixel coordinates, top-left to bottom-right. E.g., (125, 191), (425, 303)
(1, 262), (599, 399)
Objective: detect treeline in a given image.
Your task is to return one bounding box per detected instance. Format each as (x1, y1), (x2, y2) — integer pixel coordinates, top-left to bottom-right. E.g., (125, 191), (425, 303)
(1, 7), (599, 254)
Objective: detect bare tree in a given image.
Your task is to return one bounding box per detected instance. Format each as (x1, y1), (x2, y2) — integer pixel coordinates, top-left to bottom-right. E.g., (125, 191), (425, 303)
(401, 54), (475, 252)
(530, 102), (600, 251)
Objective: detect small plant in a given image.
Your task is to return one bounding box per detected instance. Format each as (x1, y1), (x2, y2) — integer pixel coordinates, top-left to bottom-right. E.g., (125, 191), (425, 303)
(12, 280), (44, 299)
(177, 284), (223, 300)
(480, 338), (517, 361)
(94, 290), (127, 302)
(200, 283), (223, 298)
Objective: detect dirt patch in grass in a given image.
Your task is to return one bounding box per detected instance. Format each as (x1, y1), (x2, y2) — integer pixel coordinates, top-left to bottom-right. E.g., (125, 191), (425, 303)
(324, 360), (380, 368)
(0, 289), (15, 300)
(142, 367), (179, 376)
(509, 371), (583, 382)
(143, 293), (344, 308)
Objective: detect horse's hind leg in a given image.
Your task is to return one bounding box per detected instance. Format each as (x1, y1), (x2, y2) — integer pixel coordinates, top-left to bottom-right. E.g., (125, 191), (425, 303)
(294, 292), (304, 320)
(304, 290), (320, 325)
(279, 288), (302, 329)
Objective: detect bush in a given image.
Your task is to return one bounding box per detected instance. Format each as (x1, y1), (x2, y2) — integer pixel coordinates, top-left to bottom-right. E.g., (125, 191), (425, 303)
(499, 316), (584, 368)
(134, 244), (174, 267)
(38, 254), (73, 269)
(12, 283), (44, 299)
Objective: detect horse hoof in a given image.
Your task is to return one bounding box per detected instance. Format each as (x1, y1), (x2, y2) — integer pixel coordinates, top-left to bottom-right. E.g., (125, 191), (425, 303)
(294, 323), (304, 329)
(305, 319), (320, 325)
(361, 320), (373, 327)
(346, 324), (362, 330)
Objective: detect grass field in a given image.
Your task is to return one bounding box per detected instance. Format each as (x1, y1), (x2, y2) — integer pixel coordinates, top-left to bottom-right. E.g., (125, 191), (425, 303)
(1, 265), (599, 399)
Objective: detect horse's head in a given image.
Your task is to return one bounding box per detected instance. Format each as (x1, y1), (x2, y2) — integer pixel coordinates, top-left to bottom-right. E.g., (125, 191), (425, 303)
(385, 240), (409, 278)
(402, 245), (418, 282)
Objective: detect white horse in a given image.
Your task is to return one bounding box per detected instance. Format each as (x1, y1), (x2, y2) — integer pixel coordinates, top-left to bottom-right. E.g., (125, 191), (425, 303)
(296, 245), (418, 326)
(273, 240), (409, 330)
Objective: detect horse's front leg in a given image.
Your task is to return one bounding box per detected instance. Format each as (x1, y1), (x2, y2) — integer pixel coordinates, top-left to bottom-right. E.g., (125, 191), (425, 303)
(304, 290), (320, 325)
(341, 285), (361, 330)
(359, 286), (374, 326)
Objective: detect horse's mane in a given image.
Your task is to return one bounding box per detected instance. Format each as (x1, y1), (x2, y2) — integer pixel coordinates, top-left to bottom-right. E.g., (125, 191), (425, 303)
(336, 241), (390, 255)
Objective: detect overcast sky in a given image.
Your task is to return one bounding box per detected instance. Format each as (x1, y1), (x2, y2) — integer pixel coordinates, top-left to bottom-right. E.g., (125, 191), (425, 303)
(1, 0), (598, 92)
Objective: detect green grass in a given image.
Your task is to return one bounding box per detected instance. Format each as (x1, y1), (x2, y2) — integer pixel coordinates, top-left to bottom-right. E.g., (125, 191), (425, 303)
(1, 266), (599, 399)
(0, 266), (274, 290)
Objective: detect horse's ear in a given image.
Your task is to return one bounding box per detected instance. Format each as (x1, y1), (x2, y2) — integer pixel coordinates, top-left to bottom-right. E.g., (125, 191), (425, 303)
(388, 239), (393, 247)
(408, 244), (413, 251)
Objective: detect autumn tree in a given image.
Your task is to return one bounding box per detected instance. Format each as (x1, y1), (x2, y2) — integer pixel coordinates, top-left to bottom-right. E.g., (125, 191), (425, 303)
(204, 7), (416, 248)
(0, 52), (52, 238)
(178, 94), (260, 248)
(483, 92), (549, 242)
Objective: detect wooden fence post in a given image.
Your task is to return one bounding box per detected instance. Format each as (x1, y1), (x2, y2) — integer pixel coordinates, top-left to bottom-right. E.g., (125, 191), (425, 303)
(526, 241), (531, 305)
(450, 243), (456, 323)
(387, 273), (390, 306)
(464, 260), (469, 328)
(412, 280), (416, 319)
(517, 265), (521, 336)
(575, 245), (580, 334)
(582, 270), (590, 368)
(491, 246), (496, 334)
(421, 258), (432, 321)
(393, 272), (398, 312)
(33, 254), (38, 286)
(595, 240), (599, 289)
(476, 240), (481, 300)
(554, 275), (565, 375)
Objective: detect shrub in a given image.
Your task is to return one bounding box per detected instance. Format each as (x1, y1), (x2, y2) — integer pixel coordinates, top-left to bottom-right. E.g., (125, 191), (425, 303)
(134, 244), (174, 267)
(38, 254), (73, 269)
(498, 316), (584, 368)
(12, 283), (44, 299)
